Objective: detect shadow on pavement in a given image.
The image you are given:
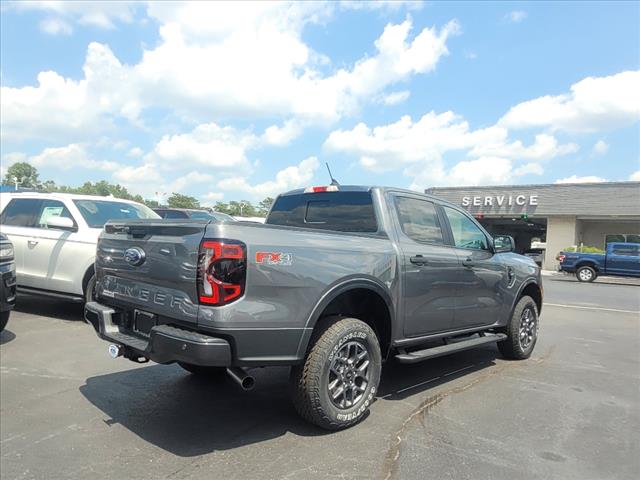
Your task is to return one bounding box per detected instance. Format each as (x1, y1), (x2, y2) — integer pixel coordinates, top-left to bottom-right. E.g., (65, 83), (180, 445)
(14, 295), (84, 322)
(80, 346), (500, 456)
(0, 329), (16, 345)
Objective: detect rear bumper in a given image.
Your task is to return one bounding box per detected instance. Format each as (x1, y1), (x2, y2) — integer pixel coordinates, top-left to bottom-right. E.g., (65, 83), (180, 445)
(0, 263), (17, 312)
(85, 301), (232, 366)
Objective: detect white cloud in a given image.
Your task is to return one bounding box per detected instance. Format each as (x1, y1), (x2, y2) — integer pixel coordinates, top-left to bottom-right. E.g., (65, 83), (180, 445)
(20, 143), (120, 171)
(592, 139), (609, 155)
(217, 156), (320, 198)
(40, 18), (72, 35)
(127, 147), (143, 158)
(1, 43), (139, 142)
(379, 90), (411, 106)
(1, 4), (459, 142)
(500, 71), (640, 133)
(11, 1), (137, 32)
(261, 120), (303, 146)
(555, 175), (607, 184)
(325, 111), (576, 185)
(629, 171), (640, 181)
(149, 123), (256, 169)
(202, 191), (225, 203)
(504, 11), (527, 23)
(339, 1), (424, 11)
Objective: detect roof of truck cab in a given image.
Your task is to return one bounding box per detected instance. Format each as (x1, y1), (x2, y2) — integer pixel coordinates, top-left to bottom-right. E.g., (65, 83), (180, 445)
(279, 185), (461, 209)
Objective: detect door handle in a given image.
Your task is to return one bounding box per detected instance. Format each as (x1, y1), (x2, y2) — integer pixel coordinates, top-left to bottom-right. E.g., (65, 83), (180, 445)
(410, 255), (429, 266)
(462, 257), (474, 267)
(28, 240), (39, 248)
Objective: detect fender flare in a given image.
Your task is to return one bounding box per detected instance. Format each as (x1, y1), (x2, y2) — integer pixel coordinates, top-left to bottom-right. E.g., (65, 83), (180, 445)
(510, 278), (543, 317)
(295, 275), (396, 358)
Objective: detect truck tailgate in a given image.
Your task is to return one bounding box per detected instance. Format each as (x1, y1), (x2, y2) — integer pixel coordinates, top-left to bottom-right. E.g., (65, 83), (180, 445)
(96, 220), (208, 324)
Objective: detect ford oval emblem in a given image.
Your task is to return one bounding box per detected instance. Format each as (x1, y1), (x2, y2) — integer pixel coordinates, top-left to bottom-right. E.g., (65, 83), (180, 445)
(124, 247), (146, 266)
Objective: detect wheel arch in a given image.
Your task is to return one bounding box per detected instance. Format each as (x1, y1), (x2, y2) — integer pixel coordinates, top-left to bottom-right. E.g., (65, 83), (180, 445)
(575, 260), (599, 272)
(298, 277), (396, 360)
(513, 280), (543, 316)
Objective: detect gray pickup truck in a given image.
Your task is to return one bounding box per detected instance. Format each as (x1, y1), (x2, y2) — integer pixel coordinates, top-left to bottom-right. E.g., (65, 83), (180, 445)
(86, 186), (542, 430)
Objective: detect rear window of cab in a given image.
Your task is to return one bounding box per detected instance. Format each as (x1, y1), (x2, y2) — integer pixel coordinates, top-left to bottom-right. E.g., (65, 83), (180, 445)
(266, 191), (378, 233)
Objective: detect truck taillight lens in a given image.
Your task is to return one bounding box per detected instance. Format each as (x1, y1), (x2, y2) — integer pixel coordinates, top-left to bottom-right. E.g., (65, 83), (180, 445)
(558, 254), (566, 263)
(197, 240), (246, 305)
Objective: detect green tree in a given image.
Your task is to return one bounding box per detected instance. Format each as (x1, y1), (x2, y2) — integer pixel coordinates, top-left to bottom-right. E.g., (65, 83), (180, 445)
(213, 202), (232, 214)
(257, 197), (274, 216)
(167, 192), (200, 209)
(143, 199), (160, 208)
(226, 200), (257, 217)
(2, 162), (40, 188)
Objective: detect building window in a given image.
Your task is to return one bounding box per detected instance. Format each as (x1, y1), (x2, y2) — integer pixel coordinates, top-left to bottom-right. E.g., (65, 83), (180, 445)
(605, 234), (640, 245)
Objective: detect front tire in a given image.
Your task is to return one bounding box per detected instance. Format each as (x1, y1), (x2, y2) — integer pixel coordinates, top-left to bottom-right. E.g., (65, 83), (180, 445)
(0, 311), (9, 332)
(498, 296), (539, 360)
(290, 317), (381, 430)
(576, 266), (597, 282)
(84, 274), (97, 303)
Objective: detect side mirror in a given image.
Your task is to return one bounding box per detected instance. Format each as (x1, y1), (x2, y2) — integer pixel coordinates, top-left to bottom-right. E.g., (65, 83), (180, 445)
(493, 235), (515, 253)
(46, 216), (76, 231)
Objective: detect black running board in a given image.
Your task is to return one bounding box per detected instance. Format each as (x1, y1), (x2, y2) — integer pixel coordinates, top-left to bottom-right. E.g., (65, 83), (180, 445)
(395, 333), (507, 364)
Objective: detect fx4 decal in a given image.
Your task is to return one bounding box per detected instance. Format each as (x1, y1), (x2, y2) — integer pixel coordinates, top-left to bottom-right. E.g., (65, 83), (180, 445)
(255, 252), (293, 266)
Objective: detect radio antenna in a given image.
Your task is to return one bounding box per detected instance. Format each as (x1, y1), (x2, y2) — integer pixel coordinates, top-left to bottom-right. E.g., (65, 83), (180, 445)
(326, 163), (340, 186)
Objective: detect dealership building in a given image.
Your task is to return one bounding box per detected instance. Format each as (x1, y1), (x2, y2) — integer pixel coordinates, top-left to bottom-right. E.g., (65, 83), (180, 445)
(426, 181), (640, 270)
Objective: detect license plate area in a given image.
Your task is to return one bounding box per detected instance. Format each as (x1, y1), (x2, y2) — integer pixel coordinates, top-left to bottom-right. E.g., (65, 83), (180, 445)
(133, 310), (157, 337)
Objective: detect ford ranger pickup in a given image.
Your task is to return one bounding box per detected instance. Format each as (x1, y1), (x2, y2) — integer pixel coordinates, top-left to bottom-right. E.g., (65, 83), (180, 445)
(85, 186), (543, 430)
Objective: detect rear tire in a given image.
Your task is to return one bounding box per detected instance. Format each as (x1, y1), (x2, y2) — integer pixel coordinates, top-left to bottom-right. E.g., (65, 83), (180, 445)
(498, 295), (539, 360)
(178, 363), (227, 377)
(290, 317), (381, 430)
(0, 311), (9, 332)
(576, 266), (597, 282)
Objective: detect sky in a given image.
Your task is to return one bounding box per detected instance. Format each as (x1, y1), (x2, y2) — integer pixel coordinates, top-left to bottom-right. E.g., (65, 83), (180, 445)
(1, 0), (639, 205)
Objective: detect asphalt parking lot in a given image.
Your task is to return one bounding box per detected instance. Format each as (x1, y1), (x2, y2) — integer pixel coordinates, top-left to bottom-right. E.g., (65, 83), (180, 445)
(1, 280), (639, 480)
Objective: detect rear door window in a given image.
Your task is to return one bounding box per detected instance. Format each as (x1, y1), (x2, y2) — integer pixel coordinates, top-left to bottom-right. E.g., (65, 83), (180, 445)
(394, 196), (444, 244)
(267, 191), (378, 233)
(0, 198), (42, 227)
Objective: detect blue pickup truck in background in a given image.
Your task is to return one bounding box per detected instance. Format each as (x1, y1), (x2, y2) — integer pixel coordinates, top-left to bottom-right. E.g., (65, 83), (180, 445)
(559, 242), (640, 282)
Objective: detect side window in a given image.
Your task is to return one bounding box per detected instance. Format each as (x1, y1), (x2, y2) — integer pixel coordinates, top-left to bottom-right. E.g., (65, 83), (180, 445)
(394, 196), (444, 244)
(35, 200), (75, 229)
(612, 245), (639, 257)
(0, 199), (42, 227)
(443, 207), (489, 250)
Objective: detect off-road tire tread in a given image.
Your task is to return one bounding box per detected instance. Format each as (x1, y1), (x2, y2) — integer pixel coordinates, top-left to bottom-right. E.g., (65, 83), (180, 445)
(498, 295), (538, 360)
(290, 317), (379, 431)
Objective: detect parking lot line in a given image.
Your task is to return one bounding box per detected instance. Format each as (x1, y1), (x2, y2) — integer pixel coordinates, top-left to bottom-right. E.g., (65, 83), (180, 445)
(545, 303), (640, 314)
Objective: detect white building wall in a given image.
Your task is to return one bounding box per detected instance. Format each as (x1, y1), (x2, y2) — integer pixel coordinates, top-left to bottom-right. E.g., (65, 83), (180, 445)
(578, 220), (640, 249)
(544, 216), (578, 270)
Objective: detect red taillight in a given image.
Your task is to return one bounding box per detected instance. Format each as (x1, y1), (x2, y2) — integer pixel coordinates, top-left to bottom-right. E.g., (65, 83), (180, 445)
(198, 239), (246, 305)
(304, 185), (339, 193)
(558, 254), (566, 263)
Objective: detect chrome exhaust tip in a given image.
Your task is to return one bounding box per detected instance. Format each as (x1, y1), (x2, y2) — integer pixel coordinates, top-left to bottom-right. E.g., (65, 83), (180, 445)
(108, 344), (123, 359)
(226, 367), (255, 391)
